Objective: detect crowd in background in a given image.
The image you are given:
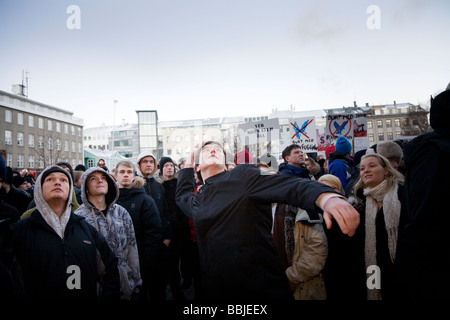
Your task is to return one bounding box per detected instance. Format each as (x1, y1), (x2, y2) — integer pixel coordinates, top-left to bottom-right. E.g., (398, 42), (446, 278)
(1, 85), (449, 301)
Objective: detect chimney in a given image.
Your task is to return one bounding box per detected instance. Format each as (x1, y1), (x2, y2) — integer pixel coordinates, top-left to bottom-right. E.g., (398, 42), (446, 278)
(394, 100), (397, 106)
(353, 101), (357, 108)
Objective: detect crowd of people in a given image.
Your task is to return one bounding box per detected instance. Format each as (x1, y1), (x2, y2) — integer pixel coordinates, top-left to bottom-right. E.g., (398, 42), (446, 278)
(0, 86), (449, 301)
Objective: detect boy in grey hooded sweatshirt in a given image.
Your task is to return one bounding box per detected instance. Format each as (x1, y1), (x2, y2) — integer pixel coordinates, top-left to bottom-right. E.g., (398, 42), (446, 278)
(75, 167), (142, 299)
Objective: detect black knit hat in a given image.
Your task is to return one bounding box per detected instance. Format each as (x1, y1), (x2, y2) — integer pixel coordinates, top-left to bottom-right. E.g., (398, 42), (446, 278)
(40, 165), (72, 187)
(12, 175), (26, 188)
(430, 89), (450, 130)
(159, 157), (175, 170)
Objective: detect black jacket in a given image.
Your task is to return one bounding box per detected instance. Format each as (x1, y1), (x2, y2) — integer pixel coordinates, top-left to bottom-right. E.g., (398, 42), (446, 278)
(143, 177), (171, 240)
(395, 128), (450, 299)
(12, 210), (121, 300)
(176, 164), (338, 300)
(117, 187), (165, 276)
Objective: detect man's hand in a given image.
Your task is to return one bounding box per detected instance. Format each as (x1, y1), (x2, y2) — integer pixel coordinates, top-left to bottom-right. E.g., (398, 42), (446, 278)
(185, 144), (200, 169)
(322, 196), (360, 236)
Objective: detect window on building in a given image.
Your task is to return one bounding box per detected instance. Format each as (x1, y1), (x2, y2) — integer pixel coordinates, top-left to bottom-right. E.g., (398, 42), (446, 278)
(5, 110), (12, 123)
(377, 120), (383, 128)
(28, 155), (34, 169)
(367, 121), (372, 129)
(17, 132), (24, 146)
(39, 118), (44, 129)
(387, 132), (393, 140)
(78, 127), (82, 136)
(28, 115), (34, 127)
(17, 154), (24, 168)
(71, 126), (75, 135)
(64, 140), (69, 152)
(5, 130), (12, 145)
(386, 119), (392, 128)
(71, 141), (75, 152)
(64, 124), (69, 134)
(17, 113), (24, 125)
(396, 131), (402, 137)
(28, 134), (34, 147)
(87, 159), (94, 168)
(39, 156), (44, 168)
(378, 133), (385, 141)
(6, 154), (12, 167)
(368, 133), (374, 142)
(38, 136), (44, 148)
(56, 122), (61, 132)
(395, 119), (401, 127)
(48, 137), (53, 150)
(56, 139), (61, 150)
(78, 142), (82, 153)
(48, 120), (53, 131)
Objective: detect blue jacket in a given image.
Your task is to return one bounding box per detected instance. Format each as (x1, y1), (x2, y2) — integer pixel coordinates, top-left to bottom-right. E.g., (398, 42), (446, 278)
(327, 152), (352, 190)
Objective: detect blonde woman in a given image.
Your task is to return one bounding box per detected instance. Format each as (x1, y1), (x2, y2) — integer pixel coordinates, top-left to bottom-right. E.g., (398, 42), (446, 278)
(318, 174), (344, 195)
(352, 151), (404, 300)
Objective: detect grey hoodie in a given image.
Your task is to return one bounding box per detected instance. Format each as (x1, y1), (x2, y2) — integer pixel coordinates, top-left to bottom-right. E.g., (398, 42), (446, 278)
(74, 167), (142, 299)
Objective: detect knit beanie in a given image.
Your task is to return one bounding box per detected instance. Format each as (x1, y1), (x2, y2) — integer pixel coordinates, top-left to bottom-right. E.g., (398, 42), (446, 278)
(234, 150), (254, 165)
(159, 157), (175, 170)
(12, 175), (26, 188)
(40, 165), (73, 187)
(377, 141), (403, 162)
(335, 136), (352, 156)
(137, 151), (157, 165)
(430, 89), (450, 130)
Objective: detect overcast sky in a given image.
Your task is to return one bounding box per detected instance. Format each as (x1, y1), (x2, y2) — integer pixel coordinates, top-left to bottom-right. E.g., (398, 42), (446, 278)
(1, 0), (449, 128)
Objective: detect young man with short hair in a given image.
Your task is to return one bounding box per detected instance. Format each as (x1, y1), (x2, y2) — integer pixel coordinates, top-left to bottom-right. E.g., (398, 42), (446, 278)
(176, 141), (359, 300)
(115, 160), (168, 301)
(75, 167), (141, 300)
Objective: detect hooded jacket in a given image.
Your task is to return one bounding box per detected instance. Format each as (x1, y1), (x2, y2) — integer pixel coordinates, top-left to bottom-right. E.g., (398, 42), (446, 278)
(74, 167), (142, 299)
(327, 151), (353, 190)
(12, 165), (121, 300)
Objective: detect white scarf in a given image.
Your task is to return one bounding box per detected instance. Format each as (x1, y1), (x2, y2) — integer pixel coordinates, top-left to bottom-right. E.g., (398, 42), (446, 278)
(363, 179), (401, 300)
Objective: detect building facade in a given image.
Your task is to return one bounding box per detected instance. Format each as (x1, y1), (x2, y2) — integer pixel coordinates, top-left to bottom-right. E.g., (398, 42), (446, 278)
(0, 89), (84, 172)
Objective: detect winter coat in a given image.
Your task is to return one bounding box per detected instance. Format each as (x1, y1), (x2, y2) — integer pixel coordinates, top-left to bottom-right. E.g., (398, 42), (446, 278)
(285, 209), (328, 300)
(141, 176), (171, 240)
(395, 128), (450, 300)
(156, 176), (191, 246)
(116, 178), (166, 281)
(74, 167), (142, 300)
(278, 163), (310, 178)
(11, 165), (120, 300)
(327, 152), (353, 190)
(176, 164), (339, 300)
(1, 186), (31, 215)
(0, 201), (22, 300)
